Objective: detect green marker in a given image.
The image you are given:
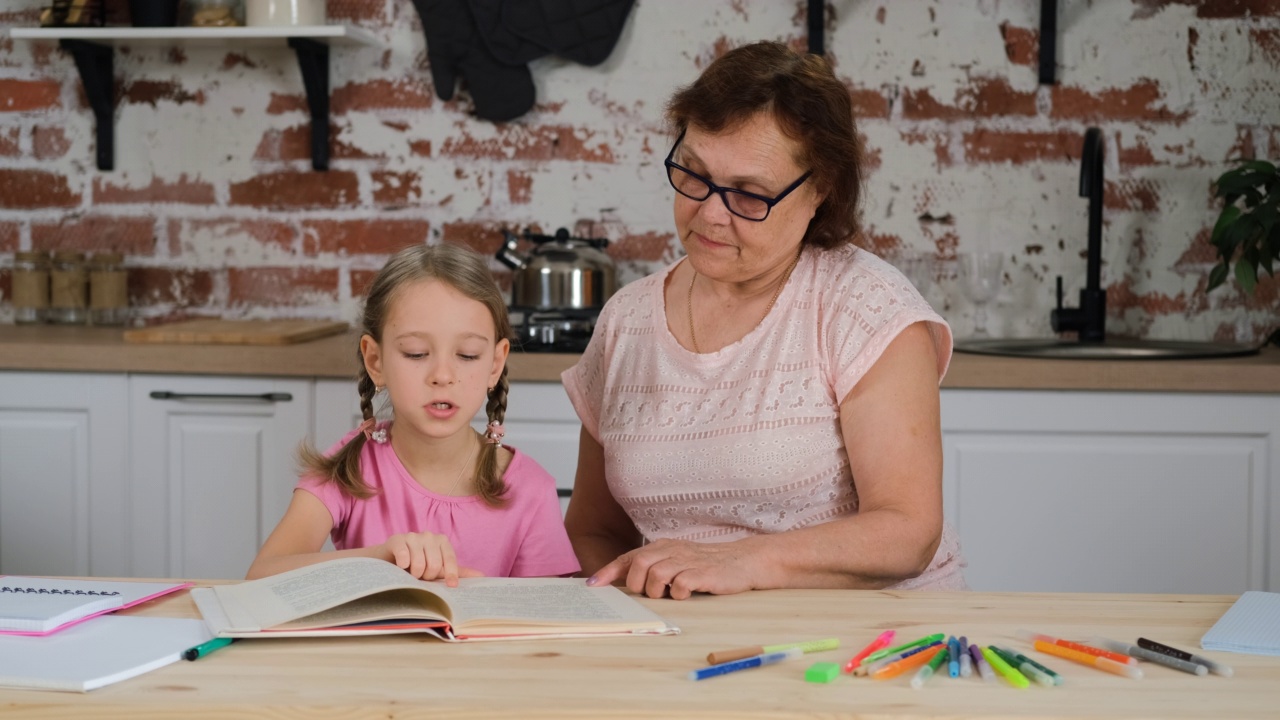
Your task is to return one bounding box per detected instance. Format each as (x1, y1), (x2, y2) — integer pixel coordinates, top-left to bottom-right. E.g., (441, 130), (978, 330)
(991, 645), (1053, 687)
(1005, 646), (1063, 686)
(910, 647), (950, 689)
(982, 646), (1029, 689)
(866, 632), (946, 663)
(183, 637), (235, 661)
(767, 638), (839, 654)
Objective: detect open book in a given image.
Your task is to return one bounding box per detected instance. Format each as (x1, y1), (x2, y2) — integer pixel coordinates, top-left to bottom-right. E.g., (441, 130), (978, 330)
(0, 577), (192, 636)
(191, 557), (679, 642)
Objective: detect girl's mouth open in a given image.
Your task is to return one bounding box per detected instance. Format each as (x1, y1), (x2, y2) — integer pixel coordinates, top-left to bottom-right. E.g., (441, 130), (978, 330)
(426, 401), (458, 419)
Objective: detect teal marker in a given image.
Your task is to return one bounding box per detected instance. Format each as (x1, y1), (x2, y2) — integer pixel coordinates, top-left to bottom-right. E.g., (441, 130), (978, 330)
(866, 632), (946, 663)
(183, 637), (235, 661)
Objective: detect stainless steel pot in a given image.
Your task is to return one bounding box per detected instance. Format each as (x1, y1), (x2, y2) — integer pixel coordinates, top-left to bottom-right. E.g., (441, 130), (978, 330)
(496, 228), (618, 312)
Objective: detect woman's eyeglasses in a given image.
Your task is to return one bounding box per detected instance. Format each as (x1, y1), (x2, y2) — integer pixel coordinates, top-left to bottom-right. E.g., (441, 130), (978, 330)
(663, 130), (812, 222)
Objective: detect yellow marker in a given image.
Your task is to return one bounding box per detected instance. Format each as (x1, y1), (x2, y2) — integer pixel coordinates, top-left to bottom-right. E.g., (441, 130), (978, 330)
(981, 646), (1030, 688)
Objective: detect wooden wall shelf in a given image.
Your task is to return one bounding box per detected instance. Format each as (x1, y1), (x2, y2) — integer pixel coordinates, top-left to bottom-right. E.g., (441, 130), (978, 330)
(6, 26), (379, 171)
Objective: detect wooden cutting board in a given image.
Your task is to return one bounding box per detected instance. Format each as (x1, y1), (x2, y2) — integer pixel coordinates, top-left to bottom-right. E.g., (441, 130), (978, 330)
(123, 319), (349, 346)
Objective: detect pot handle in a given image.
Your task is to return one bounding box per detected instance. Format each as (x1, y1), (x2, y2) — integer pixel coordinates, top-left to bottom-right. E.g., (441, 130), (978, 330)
(495, 230), (526, 270)
(525, 227), (610, 249)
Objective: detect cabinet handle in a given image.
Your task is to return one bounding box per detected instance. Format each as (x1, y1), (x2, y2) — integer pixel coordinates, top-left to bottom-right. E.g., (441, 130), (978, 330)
(556, 488), (572, 498)
(149, 391), (294, 402)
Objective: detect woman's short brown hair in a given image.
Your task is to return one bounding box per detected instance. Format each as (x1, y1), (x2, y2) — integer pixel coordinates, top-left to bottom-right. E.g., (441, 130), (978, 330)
(665, 41), (863, 249)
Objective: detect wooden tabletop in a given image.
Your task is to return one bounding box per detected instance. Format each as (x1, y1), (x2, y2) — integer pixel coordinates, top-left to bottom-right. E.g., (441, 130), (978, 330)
(3, 324), (1280, 391)
(2, 586), (1274, 719)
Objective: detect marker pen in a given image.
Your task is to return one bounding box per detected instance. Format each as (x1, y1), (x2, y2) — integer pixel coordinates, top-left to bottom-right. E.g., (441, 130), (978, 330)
(689, 648), (803, 681)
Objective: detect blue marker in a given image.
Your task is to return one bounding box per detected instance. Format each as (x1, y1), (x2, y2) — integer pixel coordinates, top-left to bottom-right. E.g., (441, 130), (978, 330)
(689, 647), (803, 680)
(947, 636), (961, 677)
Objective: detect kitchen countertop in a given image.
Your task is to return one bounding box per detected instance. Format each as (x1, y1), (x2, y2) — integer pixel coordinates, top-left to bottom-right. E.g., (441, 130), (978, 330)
(2, 325), (1279, 392)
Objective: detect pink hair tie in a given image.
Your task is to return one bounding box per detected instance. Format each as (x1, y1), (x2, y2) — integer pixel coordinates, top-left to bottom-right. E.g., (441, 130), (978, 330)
(357, 418), (387, 444)
(484, 421), (505, 445)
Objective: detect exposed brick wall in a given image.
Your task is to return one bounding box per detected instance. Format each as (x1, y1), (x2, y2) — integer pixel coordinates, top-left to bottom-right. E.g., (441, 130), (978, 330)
(1, 0), (1278, 342)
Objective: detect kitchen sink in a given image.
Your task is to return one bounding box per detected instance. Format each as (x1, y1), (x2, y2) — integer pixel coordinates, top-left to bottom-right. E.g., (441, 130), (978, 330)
(954, 337), (1261, 360)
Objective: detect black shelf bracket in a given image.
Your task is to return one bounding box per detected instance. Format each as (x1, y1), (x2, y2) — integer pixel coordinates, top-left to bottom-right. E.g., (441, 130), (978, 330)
(1039, 0), (1058, 85)
(288, 37), (330, 171)
(807, 0), (824, 56)
(61, 39), (114, 171)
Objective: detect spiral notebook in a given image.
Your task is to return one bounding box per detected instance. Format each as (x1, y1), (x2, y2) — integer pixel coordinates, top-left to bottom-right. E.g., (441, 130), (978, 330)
(0, 577), (192, 636)
(1200, 591), (1280, 657)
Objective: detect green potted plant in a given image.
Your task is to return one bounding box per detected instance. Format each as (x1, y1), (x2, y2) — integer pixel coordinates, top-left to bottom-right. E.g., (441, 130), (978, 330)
(1207, 159), (1280, 294)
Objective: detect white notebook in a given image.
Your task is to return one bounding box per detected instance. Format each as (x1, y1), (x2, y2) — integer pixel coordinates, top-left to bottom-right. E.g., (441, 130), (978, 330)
(0, 615), (212, 692)
(0, 576), (192, 635)
(1200, 591), (1280, 657)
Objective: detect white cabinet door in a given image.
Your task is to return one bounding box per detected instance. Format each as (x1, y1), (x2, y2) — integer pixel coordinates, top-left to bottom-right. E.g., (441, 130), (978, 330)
(129, 375), (313, 579)
(0, 372), (129, 577)
(500, 382), (580, 514)
(941, 390), (1279, 594)
(314, 379), (580, 514)
(313, 379), (367, 451)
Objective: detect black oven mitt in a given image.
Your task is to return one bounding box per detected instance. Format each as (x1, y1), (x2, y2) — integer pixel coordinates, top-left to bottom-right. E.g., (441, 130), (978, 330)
(470, 0), (636, 66)
(409, 0), (535, 122)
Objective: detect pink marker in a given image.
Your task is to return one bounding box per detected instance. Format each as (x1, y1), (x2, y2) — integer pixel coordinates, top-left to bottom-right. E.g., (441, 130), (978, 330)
(843, 630), (895, 673)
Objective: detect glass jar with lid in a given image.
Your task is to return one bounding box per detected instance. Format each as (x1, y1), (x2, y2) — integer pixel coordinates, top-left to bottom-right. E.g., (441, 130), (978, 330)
(49, 250), (88, 325)
(89, 251), (129, 326)
(12, 251), (50, 324)
(188, 0), (243, 26)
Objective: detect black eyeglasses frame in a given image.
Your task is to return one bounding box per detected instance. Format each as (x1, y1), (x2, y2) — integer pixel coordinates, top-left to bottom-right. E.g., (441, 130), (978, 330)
(663, 129), (813, 223)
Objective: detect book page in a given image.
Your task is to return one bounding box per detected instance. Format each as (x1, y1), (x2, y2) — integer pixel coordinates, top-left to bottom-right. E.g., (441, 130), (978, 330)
(211, 557), (441, 631)
(429, 578), (671, 635)
(278, 589), (450, 630)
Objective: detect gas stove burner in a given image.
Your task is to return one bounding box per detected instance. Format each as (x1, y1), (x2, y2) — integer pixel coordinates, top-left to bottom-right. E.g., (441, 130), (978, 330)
(511, 309), (597, 353)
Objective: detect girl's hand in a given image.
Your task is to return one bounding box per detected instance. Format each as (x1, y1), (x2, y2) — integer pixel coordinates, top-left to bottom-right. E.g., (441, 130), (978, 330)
(381, 532), (483, 586)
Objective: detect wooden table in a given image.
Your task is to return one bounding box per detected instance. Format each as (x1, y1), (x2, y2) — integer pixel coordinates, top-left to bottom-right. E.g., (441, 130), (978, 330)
(1, 587), (1275, 719)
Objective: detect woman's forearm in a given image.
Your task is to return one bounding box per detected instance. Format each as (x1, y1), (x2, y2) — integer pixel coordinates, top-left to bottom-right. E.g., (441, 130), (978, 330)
(568, 530), (640, 579)
(749, 508), (942, 590)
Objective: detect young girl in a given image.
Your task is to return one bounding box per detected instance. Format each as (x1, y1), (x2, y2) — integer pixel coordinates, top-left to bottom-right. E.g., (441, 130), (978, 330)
(247, 244), (580, 584)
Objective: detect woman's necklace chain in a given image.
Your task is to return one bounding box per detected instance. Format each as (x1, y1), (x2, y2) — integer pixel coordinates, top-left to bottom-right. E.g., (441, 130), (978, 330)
(686, 249), (801, 354)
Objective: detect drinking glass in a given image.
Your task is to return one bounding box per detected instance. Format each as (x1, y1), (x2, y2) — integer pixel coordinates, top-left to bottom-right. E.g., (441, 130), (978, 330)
(887, 251), (936, 302)
(958, 252), (1004, 337)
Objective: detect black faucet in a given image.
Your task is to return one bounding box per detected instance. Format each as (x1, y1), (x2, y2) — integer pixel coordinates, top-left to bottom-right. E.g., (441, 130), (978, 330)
(1050, 127), (1108, 343)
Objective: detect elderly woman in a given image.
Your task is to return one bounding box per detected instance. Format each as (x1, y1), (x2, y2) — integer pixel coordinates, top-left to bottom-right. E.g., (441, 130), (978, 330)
(562, 41), (966, 599)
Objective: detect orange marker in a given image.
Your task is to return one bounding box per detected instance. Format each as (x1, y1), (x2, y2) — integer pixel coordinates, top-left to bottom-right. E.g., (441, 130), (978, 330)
(873, 644), (945, 680)
(1032, 640), (1142, 679)
(1016, 630), (1136, 666)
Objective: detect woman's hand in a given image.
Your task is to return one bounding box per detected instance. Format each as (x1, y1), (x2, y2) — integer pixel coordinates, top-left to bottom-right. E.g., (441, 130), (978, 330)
(586, 538), (767, 600)
(381, 532), (483, 585)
